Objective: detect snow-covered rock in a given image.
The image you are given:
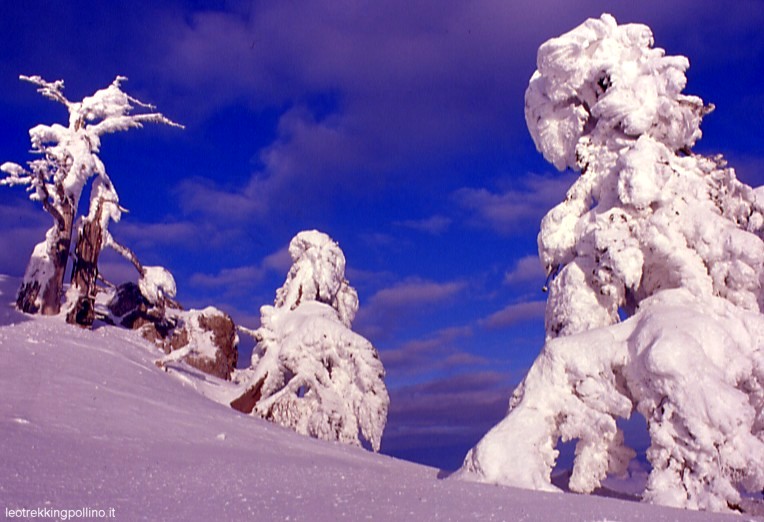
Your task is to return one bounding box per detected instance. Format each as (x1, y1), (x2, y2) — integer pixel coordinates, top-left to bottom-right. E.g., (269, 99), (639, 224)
(107, 282), (238, 380)
(159, 307), (239, 381)
(459, 13), (764, 514)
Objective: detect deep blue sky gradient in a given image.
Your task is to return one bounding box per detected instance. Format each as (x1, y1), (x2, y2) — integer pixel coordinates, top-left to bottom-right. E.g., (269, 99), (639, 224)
(1, 0), (763, 471)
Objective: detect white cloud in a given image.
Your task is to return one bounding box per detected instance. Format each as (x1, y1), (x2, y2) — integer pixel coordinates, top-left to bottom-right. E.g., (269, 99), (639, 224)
(454, 173), (576, 235)
(379, 325), (478, 373)
(504, 255), (545, 286)
(396, 215), (452, 235)
(189, 245), (290, 291)
(480, 300), (546, 330)
(355, 277), (465, 340)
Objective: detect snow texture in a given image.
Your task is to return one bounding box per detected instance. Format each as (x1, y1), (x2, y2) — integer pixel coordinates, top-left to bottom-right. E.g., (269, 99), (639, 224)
(275, 229), (360, 328)
(236, 231), (389, 451)
(0, 274), (752, 521)
(459, 13), (764, 514)
(138, 266), (178, 305)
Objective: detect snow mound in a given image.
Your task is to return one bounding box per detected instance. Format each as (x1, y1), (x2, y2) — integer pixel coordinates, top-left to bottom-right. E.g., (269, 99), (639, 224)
(461, 289), (764, 511)
(138, 266), (177, 305)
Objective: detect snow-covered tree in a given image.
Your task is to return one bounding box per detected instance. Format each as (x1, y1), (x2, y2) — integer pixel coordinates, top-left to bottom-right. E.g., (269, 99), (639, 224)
(458, 14), (764, 513)
(1, 75), (181, 321)
(232, 230), (389, 451)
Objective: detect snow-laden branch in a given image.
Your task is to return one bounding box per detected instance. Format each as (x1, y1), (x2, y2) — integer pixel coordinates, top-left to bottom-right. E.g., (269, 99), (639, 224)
(20, 75), (72, 108)
(103, 230), (143, 274)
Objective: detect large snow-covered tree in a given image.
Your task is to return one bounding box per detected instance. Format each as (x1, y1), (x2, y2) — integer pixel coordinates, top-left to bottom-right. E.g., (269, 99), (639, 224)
(458, 14), (764, 513)
(231, 230), (389, 452)
(1, 75), (181, 321)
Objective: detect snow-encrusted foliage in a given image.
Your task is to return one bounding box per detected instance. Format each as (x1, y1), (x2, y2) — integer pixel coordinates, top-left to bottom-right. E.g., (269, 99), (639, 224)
(1, 75), (181, 316)
(459, 14), (764, 512)
(234, 231), (389, 451)
(274, 230), (360, 328)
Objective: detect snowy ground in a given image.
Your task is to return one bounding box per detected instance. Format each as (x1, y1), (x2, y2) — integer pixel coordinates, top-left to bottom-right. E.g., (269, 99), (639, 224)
(0, 275), (758, 521)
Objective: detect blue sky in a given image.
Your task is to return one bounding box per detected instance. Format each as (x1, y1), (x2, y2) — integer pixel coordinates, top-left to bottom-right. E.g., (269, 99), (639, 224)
(1, 0), (763, 470)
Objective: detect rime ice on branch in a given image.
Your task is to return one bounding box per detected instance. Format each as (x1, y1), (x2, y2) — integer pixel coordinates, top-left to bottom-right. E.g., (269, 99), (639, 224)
(1, 75), (181, 321)
(232, 230), (389, 452)
(458, 14), (764, 513)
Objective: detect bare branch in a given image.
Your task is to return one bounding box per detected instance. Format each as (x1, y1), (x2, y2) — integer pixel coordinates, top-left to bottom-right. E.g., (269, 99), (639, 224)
(96, 271), (117, 290)
(104, 231), (143, 274)
(20, 75), (72, 108)
(32, 168), (66, 226)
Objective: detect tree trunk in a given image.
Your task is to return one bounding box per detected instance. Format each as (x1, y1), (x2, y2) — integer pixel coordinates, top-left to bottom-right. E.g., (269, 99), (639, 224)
(66, 203), (105, 327)
(16, 201), (74, 315)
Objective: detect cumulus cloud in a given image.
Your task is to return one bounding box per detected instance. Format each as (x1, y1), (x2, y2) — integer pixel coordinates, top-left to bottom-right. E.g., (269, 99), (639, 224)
(355, 277), (465, 340)
(454, 173), (576, 235)
(111, 220), (201, 249)
(396, 215), (452, 235)
(382, 371), (513, 467)
(6, 1), (763, 230)
(156, 0), (758, 223)
(379, 325), (481, 376)
(189, 245), (290, 292)
(480, 300), (546, 330)
(504, 254), (545, 286)
(368, 278), (464, 309)
(155, 0), (544, 224)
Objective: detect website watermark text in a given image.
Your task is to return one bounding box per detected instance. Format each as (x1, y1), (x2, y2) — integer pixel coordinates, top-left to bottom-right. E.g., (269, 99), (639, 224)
(5, 506), (116, 520)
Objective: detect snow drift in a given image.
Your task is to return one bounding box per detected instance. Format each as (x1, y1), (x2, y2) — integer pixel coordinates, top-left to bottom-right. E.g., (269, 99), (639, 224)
(1, 275), (750, 521)
(459, 13), (764, 513)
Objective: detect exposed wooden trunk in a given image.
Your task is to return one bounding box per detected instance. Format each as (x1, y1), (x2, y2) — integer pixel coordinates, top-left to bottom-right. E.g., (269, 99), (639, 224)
(16, 199), (74, 316)
(230, 374), (267, 414)
(66, 203), (105, 327)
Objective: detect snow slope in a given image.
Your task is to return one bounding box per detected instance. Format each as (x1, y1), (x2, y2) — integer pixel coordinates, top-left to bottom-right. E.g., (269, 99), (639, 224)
(0, 275), (756, 521)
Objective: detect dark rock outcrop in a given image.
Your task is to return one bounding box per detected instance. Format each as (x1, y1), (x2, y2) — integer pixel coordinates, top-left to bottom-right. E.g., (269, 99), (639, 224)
(107, 283), (238, 380)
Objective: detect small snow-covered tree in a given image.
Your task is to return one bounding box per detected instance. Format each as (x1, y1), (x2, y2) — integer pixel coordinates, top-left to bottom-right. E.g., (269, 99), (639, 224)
(1, 75), (181, 321)
(458, 14), (764, 513)
(232, 230), (389, 451)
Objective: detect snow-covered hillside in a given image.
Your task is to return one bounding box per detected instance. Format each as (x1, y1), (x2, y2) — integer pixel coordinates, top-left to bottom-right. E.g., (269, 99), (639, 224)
(0, 275), (755, 521)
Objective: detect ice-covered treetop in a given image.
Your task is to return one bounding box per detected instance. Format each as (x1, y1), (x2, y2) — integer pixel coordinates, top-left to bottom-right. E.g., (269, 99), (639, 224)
(525, 13), (709, 171)
(20, 75), (183, 138)
(527, 14), (764, 333)
(274, 230), (360, 327)
(1, 75), (182, 203)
